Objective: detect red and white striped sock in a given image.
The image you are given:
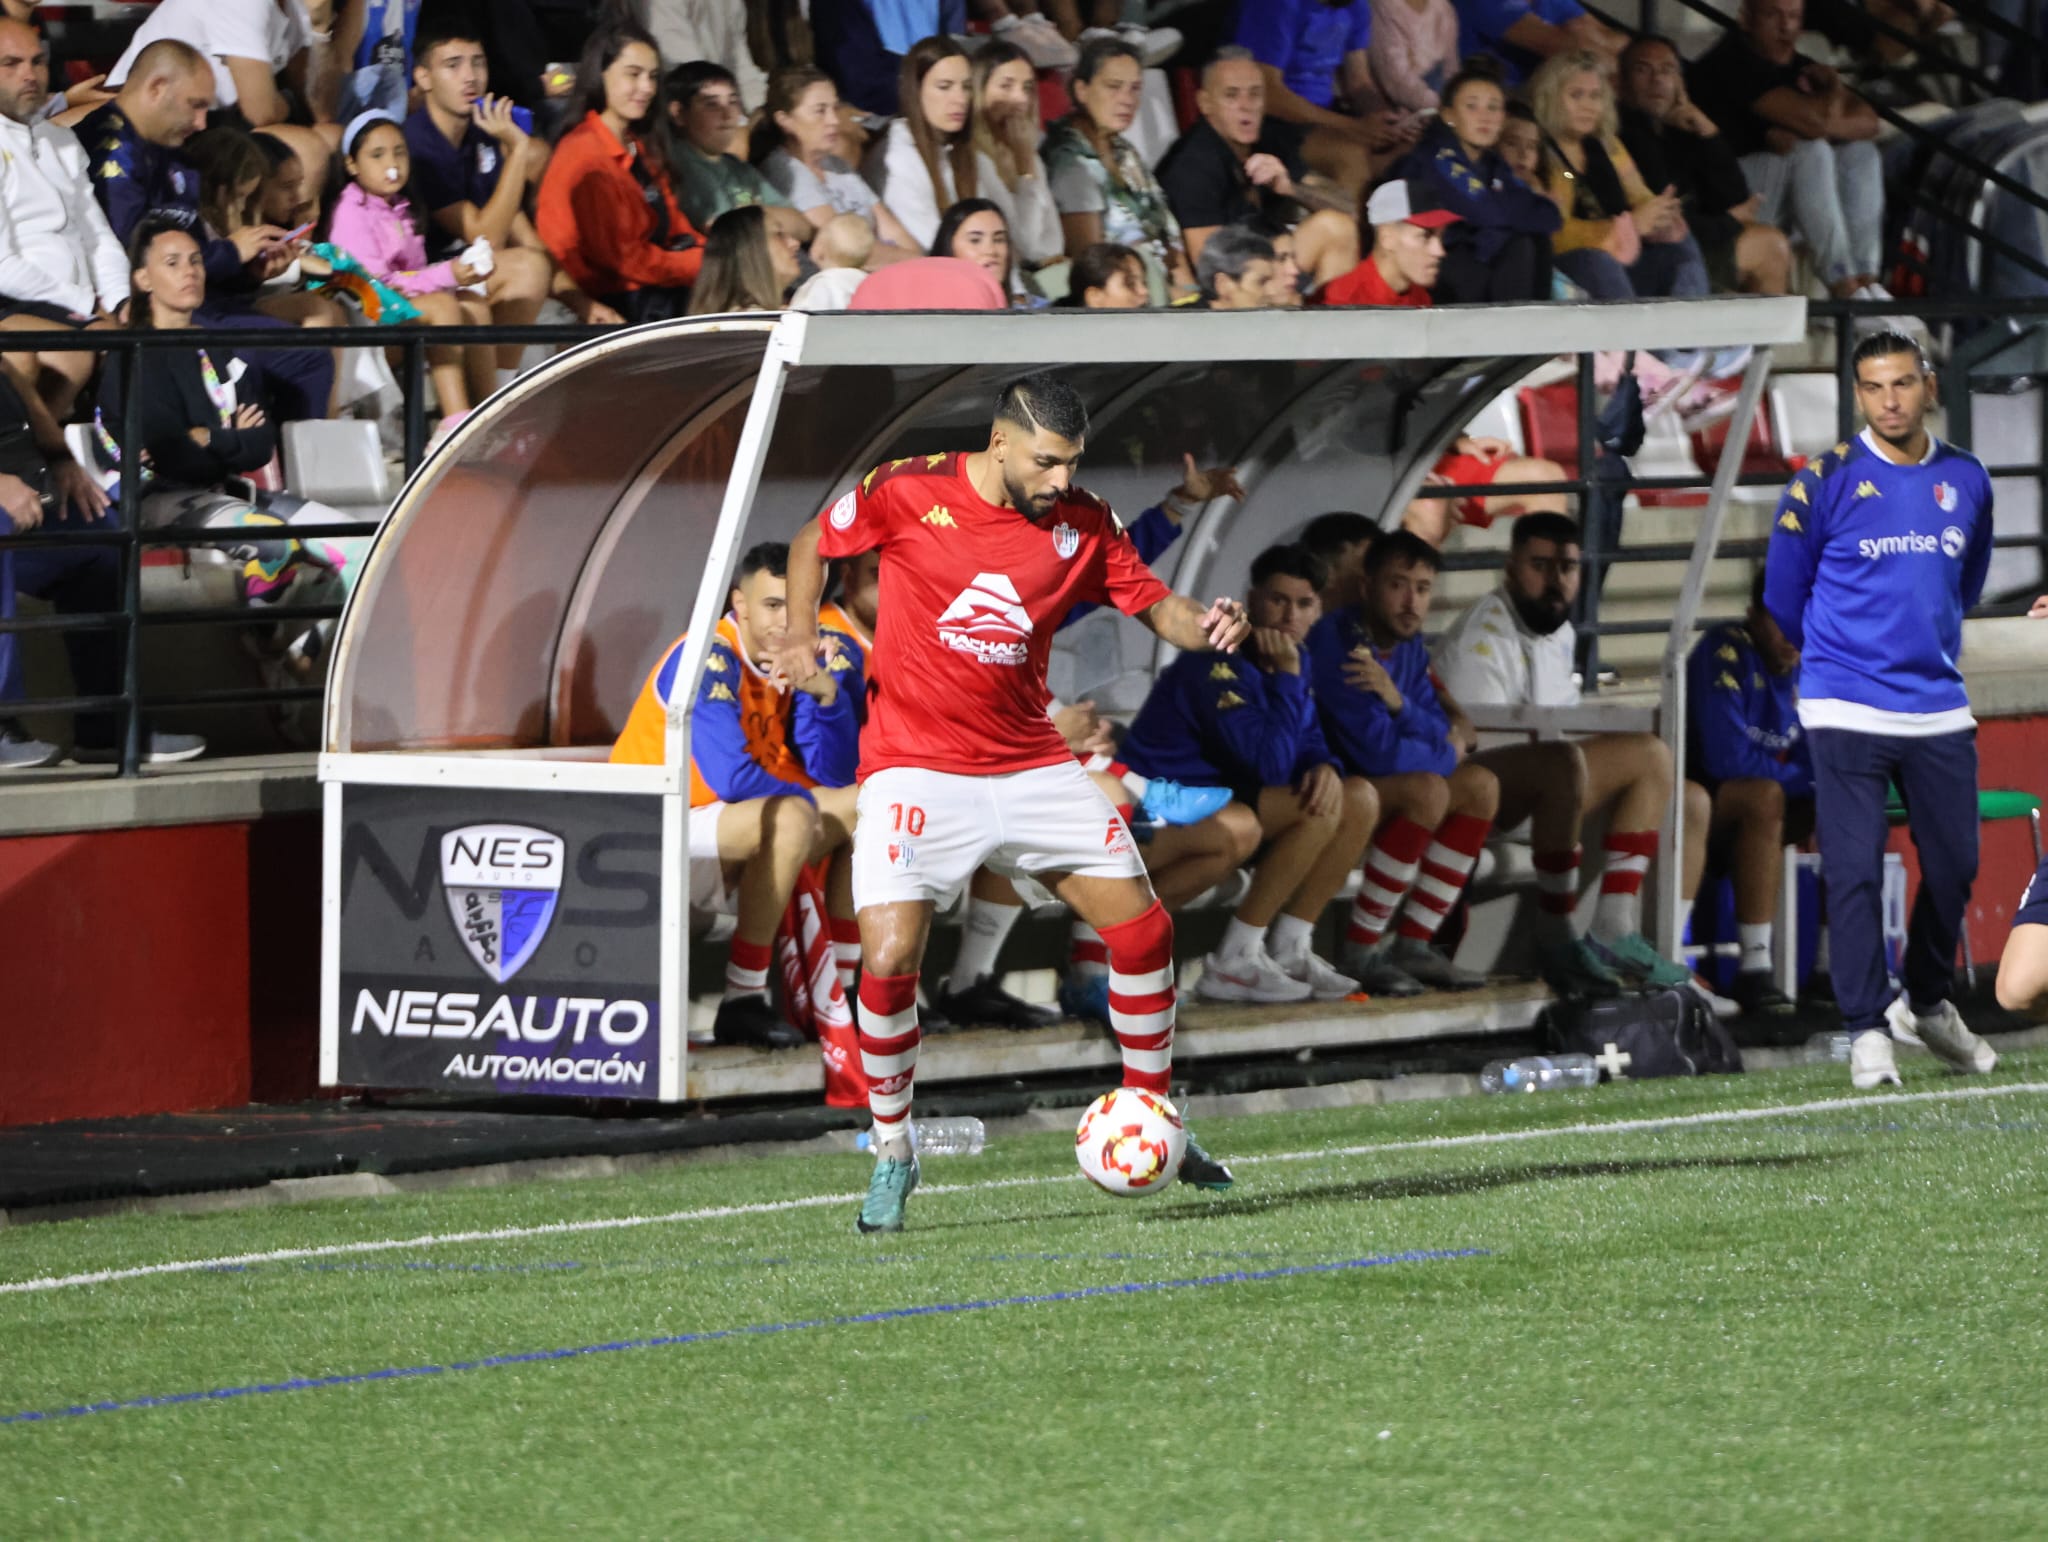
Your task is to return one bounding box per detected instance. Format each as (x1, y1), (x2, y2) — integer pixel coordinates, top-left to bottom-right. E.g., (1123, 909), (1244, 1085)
(829, 915), (862, 994)
(724, 936), (772, 1002)
(1099, 902), (1175, 1095)
(1533, 845), (1582, 943)
(1594, 830), (1658, 941)
(857, 970), (921, 1133)
(1347, 816), (1432, 950)
(1070, 920), (1110, 981)
(1396, 813), (1491, 943)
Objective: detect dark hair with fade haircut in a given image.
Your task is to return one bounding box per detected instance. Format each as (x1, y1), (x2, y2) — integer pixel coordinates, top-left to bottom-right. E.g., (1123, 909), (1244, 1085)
(1364, 527), (1443, 576)
(736, 540), (790, 583)
(1250, 542), (1329, 593)
(994, 371), (1089, 443)
(1852, 327), (1931, 376)
(411, 11), (485, 70)
(1299, 510), (1377, 560)
(1510, 511), (1583, 550)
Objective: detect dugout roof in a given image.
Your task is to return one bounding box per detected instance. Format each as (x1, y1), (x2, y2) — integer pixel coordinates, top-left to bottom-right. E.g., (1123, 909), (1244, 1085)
(323, 301), (1804, 756)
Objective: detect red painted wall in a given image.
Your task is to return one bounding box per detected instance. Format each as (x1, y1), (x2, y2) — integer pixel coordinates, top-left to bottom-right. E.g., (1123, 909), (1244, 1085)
(0, 825), (254, 1125)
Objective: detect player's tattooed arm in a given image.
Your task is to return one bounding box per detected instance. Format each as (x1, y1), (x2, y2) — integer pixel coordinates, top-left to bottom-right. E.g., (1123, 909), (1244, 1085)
(1139, 593), (1251, 653)
(769, 517), (834, 690)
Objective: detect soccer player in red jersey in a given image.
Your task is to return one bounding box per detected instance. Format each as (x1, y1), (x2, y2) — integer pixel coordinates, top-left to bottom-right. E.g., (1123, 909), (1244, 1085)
(773, 371), (1251, 1233)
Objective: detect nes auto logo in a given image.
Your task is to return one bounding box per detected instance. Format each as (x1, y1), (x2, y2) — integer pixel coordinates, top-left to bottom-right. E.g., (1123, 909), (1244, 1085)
(441, 824), (564, 983)
(1941, 524), (1967, 557)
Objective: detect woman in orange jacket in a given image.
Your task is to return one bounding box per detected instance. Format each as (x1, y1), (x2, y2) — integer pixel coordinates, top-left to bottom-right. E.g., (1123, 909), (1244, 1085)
(537, 22), (704, 322)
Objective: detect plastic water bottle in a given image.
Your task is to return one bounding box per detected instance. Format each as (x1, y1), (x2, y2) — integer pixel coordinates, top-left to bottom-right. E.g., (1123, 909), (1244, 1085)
(1806, 1031), (1853, 1064)
(1479, 1054), (1600, 1093)
(855, 1117), (985, 1155)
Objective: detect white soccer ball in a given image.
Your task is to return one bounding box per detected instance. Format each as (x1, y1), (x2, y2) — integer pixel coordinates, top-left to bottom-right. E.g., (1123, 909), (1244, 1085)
(1074, 1087), (1186, 1196)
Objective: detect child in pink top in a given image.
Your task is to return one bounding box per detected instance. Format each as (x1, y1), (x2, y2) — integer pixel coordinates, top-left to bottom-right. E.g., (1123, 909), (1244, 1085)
(1369, 0), (1462, 122)
(324, 111), (492, 435)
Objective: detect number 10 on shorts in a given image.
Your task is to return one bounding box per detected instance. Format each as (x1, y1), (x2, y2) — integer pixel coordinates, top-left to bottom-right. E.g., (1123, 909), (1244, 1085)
(889, 804), (926, 836)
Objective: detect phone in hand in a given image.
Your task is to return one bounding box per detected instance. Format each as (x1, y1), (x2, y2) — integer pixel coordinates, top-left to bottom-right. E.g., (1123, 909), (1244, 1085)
(267, 220), (316, 249)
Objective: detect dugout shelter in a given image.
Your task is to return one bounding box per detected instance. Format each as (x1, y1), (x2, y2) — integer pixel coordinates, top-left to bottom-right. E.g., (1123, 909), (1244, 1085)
(318, 301), (1807, 1104)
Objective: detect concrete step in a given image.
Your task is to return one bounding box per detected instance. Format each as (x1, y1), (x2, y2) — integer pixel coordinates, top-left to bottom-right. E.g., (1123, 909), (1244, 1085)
(683, 981), (1551, 1101)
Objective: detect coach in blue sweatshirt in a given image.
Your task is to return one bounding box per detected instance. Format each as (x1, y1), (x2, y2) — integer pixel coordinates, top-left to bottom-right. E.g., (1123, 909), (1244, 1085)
(1763, 329), (1999, 1088)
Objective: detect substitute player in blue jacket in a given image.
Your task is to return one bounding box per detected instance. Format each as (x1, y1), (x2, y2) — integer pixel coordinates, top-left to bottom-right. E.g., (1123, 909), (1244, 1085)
(1307, 530), (1502, 998)
(1122, 544), (1379, 1004)
(1685, 571), (1815, 1016)
(1763, 329), (2000, 1088)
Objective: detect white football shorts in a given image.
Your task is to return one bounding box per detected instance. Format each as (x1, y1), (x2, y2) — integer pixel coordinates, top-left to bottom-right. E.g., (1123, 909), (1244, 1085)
(852, 761), (1145, 910)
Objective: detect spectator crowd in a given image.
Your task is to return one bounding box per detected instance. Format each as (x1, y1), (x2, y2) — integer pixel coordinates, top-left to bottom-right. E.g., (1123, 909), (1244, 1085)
(0, 0), (1998, 1041)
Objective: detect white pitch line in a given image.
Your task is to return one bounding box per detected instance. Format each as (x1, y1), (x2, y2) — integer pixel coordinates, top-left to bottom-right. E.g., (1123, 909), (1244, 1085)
(6, 1080), (2046, 1298)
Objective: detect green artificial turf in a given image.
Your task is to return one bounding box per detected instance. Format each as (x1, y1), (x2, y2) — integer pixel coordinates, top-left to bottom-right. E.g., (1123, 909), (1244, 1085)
(5, 1056), (2048, 1540)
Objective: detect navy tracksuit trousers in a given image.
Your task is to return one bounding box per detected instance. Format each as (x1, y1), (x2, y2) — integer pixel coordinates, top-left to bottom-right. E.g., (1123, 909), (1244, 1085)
(1808, 727), (1980, 1034)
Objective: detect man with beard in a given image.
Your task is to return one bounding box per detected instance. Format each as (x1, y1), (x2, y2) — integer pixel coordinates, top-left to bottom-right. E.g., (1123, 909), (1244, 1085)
(1432, 512), (1710, 997)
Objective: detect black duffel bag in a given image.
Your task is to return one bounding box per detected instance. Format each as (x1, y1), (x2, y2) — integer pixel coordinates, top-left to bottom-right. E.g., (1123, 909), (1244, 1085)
(1540, 987), (1744, 1080)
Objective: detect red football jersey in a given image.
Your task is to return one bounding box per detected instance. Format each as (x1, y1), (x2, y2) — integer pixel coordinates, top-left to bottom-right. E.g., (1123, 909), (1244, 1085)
(816, 452), (1172, 778)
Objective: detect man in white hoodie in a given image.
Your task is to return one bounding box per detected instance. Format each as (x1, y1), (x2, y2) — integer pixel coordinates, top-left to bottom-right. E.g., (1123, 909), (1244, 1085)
(0, 17), (126, 417)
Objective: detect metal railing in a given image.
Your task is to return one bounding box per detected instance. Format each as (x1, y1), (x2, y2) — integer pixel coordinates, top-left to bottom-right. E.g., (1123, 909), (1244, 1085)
(2, 322), (610, 773)
(7, 301), (2048, 778)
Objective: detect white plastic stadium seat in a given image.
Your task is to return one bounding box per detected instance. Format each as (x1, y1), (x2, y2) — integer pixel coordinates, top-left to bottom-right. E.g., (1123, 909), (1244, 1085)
(281, 419), (392, 516)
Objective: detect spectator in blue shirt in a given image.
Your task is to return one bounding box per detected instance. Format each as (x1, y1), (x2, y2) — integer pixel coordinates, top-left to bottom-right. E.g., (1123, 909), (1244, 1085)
(1233, 0), (1413, 195)
(402, 16), (617, 334)
(1456, 0), (1624, 84)
(78, 40), (336, 423)
(1307, 528), (1503, 998)
(1686, 569), (1814, 1015)
(1122, 543), (1379, 1004)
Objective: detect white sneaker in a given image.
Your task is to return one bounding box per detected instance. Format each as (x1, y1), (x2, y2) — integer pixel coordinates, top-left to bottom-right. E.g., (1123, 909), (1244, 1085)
(1688, 976), (1740, 1020)
(1884, 994), (1926, 1049)
(1196, 948), (1314, 1004)
(1899, 997), (1998, 1073)
(993, 13), (1078, 68)
(1273, 947), (1360, 1002)
(1079, 23), (1181, 65)
(1850, 1029), (1902, 1089)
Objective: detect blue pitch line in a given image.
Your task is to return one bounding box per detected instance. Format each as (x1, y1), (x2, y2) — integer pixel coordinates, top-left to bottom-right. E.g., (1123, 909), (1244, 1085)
(0, 1249), (1488, 1427)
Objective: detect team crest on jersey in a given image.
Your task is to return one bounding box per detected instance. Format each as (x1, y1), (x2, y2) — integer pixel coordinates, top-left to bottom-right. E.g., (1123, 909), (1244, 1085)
(1941, 524), (1967, 557)
(887, 841), (916, 871)
(440, 825), (564, 984)
(828, 489), (856, 530)
(936, 572), (1033, 666)
(1052, 522), (1080, 559)
(1934, 481), (1957, 512)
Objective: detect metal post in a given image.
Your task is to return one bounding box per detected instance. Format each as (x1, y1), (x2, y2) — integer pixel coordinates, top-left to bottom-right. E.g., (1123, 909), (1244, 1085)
(1657, 348), (1775, 961)
(402, 335), (427, 472)
(1574, 350), (1603, 690)
(1834, 314), (1857, 448)
(119, 340), (145, 775)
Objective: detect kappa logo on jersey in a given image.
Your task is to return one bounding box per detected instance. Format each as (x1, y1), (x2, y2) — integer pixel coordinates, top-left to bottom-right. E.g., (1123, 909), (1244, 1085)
(922, 505), (956, 528)
(1788, 479), (1809, 504)
(440, 825), (564, 984)
(1778, 509), (1802, 533)
(1052, 521), (1080, 559)
(828, 489), (857, 530)
(1209, 662), (1237, 681)
(936, 572), (1033, 666)
(708, 681), (736, 702)
(1855, 480), (1881, 499)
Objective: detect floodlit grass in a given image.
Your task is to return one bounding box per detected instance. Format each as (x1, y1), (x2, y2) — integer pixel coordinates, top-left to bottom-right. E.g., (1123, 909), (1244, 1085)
(5, 1057), (2048, 1539)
